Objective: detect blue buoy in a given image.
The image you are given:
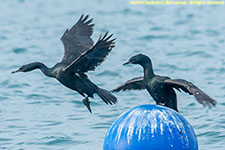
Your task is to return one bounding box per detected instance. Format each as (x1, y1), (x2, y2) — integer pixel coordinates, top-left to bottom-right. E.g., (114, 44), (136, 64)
(104, 105), (198, 150)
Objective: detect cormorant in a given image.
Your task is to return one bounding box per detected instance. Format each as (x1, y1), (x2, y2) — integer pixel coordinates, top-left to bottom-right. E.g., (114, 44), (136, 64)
(12, 15), (117, 113)
(112, 54), (216, 111)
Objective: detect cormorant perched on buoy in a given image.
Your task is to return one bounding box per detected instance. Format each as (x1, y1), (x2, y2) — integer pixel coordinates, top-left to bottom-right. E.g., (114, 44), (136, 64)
(12, 15), (117, 113)
(112, 54), (216, 111)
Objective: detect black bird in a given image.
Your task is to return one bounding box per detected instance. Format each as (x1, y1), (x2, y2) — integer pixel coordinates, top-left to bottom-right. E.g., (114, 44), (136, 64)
(12, 15), (117, 113)
(112, 54), (216, 111)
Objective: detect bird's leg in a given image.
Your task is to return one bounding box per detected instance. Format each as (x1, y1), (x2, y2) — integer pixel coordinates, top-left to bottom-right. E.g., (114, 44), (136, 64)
(82, 97), (92, 113)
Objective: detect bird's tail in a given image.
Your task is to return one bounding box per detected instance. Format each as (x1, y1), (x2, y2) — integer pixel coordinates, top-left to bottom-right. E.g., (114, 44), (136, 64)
(97, 88), (117, 105)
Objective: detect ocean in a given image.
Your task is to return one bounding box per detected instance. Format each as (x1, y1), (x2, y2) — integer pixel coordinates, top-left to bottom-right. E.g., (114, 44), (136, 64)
(0, 0), (225, 149)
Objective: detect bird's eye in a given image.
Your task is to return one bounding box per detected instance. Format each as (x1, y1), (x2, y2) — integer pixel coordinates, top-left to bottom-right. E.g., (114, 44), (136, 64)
(20, 66), (25, 70)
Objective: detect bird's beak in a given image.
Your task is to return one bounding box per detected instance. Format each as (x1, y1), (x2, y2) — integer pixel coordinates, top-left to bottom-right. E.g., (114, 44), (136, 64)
(123, 61), (131, 66)
(11, 69), (21, 74)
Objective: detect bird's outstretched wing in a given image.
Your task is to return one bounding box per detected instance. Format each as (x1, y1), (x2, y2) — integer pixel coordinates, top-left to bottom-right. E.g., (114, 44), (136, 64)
(111, 76), (145, 92)
(163, 79), (217, 107)
(61, 14), (94, 64)
(64, 32), (115, 73)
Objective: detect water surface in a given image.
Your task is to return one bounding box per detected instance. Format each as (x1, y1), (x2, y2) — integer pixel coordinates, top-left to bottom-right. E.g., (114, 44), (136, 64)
(0, 0), (225, 149)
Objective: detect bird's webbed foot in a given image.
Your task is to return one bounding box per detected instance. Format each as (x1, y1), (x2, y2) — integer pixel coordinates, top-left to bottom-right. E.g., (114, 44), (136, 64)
(82, 97), (92, 113)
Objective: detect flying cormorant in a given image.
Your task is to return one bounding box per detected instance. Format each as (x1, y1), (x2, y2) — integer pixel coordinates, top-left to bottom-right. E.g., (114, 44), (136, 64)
(112, 54), (216, 111)
(12, 15), (117, 113)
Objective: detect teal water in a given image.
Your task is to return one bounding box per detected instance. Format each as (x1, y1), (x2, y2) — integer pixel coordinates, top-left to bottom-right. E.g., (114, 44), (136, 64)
(1, 0), (225, 149)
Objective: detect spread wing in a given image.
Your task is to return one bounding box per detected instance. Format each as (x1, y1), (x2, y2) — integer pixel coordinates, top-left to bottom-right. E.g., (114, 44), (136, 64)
(163, 79), (217, 107)
(111, 76), (145, 92)
(61, 14), (94, 65)
(64, 32), (115, 73)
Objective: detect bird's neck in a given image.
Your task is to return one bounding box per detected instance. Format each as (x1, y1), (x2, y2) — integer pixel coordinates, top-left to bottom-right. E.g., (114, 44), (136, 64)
(30, 62), (54, 78)
(141, 62), (155, 80)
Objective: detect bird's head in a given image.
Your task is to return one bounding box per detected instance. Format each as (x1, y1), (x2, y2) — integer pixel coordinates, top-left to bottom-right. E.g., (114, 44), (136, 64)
(123, 54), (151, 66)
(12, 63), (40, 73)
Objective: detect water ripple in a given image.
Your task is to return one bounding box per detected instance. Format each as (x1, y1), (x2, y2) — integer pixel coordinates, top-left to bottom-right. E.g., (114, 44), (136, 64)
(12, 48), (27, 54)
